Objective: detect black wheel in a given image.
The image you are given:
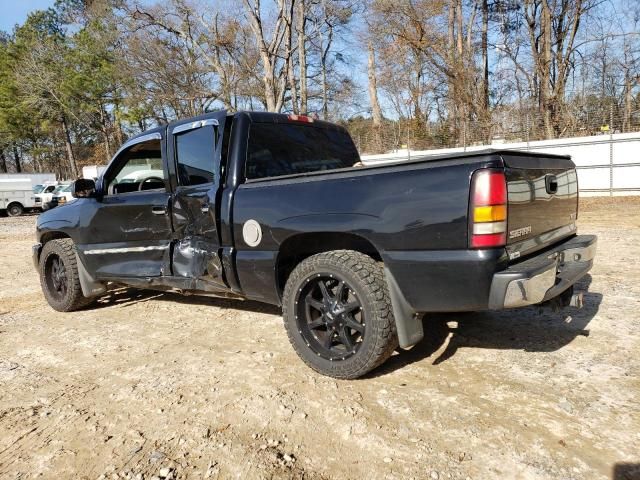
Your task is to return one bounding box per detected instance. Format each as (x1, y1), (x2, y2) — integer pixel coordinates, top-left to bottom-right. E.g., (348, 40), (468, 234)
(7, 203), (23, 217)
(39, 239), (93, 312)
(283, 250), (398, 379)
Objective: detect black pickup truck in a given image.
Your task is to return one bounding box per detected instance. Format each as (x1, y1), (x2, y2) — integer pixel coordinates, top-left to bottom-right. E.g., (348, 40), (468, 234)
(33, 111), (597, 379)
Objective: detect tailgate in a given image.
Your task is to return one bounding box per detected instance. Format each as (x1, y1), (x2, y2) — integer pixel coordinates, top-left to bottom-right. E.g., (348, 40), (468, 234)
(502, 152), (578, 260)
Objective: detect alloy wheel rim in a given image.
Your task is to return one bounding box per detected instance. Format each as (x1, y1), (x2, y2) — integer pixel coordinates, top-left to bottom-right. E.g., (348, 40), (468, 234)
(295, 273), (365, 361)
(45, 254), (68, 301)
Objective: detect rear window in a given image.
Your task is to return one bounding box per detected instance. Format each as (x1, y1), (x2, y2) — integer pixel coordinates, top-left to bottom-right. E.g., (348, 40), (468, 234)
(246, 123), (360, 179)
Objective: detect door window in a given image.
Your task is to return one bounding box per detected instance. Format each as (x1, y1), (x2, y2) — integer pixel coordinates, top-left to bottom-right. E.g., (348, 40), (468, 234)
(105, 138), (164, 195)
(175, 127), (216, 186)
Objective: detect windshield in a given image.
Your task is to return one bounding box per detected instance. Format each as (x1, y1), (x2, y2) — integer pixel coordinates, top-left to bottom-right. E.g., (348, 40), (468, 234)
(246, 122), (360, 179)
(32, 184), (44, 193)
(53, 185), (69, 193)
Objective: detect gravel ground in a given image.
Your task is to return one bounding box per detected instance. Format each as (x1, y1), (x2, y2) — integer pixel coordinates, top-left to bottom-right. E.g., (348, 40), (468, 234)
(0, 198), (638, 480)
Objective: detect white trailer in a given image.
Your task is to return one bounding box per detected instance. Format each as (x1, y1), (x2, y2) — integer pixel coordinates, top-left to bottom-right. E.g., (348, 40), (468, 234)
(0, 173), (57, 191)
(0, 177), (38, 216)
(82, 165), (106, 180)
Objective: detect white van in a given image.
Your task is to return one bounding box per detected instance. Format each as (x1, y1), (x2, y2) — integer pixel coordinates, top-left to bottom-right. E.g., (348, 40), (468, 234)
(0, 177), (37, 216)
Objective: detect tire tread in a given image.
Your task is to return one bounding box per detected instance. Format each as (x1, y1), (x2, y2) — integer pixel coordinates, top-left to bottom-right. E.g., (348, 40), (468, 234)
(39, 239), (93, 312)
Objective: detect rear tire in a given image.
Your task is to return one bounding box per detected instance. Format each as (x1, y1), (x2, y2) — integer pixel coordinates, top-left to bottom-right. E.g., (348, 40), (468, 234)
(7, 203), (23, 217)
(39, 239), (93, 312)
(282, 250), (398, 379)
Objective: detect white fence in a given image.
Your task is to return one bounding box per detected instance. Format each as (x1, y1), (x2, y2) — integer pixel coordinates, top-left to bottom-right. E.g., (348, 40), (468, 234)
(360, 132), (640, 196)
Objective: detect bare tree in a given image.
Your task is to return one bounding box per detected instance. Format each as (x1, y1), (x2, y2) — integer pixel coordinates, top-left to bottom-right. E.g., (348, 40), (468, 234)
(243, 0), (296, 112)
(367, 42), (383, 127)
(523, 0), (592, 137)
(297, 0), (309, 113)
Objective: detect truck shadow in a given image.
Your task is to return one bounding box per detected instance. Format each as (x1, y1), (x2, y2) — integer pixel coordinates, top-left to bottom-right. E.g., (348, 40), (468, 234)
(91, 276), (601, 377)
(372, 274), (602, 376)
(92, 286), (281, 316)
(157, 293), (282, 315)
(613, 462), (640, 480)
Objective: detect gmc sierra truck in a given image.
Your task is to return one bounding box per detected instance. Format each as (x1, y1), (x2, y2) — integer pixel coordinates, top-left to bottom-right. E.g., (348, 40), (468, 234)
(33, 111), (597, 379)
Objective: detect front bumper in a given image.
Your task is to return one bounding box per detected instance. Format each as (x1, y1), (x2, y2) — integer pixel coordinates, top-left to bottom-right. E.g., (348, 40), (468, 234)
(488, 235), (597, 309)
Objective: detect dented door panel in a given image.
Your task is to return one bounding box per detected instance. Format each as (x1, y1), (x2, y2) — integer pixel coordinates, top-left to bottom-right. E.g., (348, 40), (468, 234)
(169, 112), (228, 289)
(171, 184), (224, 283)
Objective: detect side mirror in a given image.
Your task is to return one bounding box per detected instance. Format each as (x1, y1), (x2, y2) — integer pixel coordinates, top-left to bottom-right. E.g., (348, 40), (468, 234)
(71, 178), (97, 199)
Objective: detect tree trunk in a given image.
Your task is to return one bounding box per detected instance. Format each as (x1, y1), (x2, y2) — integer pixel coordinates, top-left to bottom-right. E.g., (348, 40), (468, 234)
(455, 0), (466, 145)
(100, 103), (112, 161)
(261, 59), (278, 112)
(319, 27), (329, 120)
(321, 60), (328, 120)
(624, 71), (632, 132)
(286, 3), (299, 114)
(287, 58), (299, 113)
(447, 0), (457, 142)
(481, 0), (490, 142)
(456, 0), (463, 57)
(540, 0), (554, 139)
(367, 43), (383, 127)
(61, 116), (79, 178)
(31, 137), (42, 172)
(12, 144), (22, 173)
(114, 97), (125, 146)
(297, 0), (308, 114)
(0, 149), (7, 173)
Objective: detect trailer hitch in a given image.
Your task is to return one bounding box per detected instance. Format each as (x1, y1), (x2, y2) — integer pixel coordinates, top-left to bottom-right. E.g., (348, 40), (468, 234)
(543, 285), (584, 312)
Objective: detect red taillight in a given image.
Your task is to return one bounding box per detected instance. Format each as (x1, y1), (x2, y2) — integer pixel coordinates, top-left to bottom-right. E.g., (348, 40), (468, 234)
(470, 169), (507, 249)
(471, 232), (506, 248)
(473, 171), (507, 205)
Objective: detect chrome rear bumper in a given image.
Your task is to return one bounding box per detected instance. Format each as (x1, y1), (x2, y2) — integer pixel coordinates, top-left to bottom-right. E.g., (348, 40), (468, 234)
(489, 235), (597, 309)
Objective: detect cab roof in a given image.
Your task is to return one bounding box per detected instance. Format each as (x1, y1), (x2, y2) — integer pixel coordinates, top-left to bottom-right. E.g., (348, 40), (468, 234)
(125, 110), (345, 144)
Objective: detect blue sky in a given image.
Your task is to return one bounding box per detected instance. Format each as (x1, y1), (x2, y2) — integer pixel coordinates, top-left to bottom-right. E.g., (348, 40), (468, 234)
(0, 0), (55, 33)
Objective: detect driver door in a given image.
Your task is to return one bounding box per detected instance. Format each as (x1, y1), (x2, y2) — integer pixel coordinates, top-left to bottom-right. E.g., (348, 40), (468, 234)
(77, 132), (173, 279)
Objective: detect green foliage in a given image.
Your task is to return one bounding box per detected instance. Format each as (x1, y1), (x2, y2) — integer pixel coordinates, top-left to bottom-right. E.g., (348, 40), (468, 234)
(0, 2), (121, 174)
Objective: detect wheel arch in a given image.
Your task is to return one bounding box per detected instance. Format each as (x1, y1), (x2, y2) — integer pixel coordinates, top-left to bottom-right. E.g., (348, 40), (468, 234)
(35, 231), (72, 266)
(40, 230), (72, 245)
(275, 231), (382, 297)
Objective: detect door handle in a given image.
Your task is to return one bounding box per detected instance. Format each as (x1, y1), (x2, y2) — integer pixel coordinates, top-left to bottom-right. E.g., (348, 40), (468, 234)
(152, 205), (167, 215)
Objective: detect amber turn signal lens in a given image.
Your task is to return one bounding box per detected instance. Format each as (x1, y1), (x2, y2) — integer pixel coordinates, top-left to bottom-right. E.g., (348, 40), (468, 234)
(474, 205), (507, 223)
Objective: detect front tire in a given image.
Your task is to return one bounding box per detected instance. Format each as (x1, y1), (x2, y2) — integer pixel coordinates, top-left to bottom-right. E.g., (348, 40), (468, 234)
(39, 239), (93, 312)
(282, 250), (398, 379)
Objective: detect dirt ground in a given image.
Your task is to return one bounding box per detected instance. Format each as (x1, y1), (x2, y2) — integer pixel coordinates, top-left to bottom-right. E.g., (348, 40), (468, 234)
(0, 197), (639, 480)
